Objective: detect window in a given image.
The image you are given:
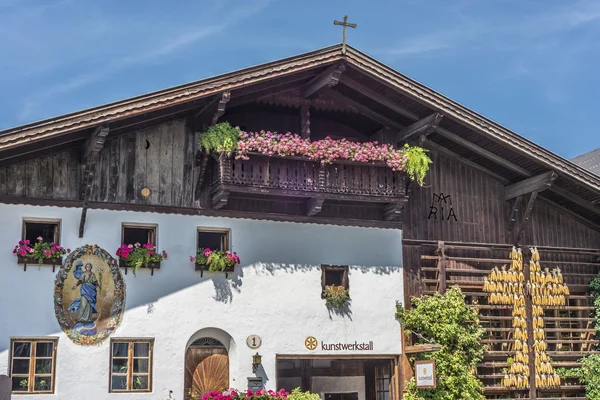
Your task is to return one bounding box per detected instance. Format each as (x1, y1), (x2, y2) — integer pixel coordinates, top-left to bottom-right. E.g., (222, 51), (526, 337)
(121, 224), (157, 245)
(197, 228), (230, 251)
(375, 364), (391, 400)
(22, 219), (60, 244)
(110, 339), (153, 392)
(321, 265), (349, 297)
(9, 338), (57, 394)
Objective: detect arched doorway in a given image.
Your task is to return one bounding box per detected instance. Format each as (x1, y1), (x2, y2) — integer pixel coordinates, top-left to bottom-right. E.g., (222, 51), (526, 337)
(185, 337), (229, 399)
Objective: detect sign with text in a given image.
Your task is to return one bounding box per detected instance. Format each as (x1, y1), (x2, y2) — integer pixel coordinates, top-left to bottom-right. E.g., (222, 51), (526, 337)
(415, 360), (436, 388)
(304, 336), (374, 351)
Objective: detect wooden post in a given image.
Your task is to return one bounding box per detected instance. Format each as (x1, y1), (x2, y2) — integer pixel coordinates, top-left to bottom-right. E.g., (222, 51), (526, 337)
(437, 241), (447, 294)
(524, 250), (537, 400)
(300, 359), (312, 392)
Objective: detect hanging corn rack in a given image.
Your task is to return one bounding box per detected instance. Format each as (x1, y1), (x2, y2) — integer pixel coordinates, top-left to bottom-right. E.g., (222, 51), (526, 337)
(483, 247), (568, 390)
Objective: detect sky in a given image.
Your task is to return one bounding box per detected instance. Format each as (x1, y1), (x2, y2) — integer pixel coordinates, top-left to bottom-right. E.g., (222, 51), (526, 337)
(0, 0), (599, 159)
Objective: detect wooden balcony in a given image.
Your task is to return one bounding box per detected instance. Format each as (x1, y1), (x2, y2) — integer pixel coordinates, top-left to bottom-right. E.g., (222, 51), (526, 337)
(206, 152), (409, 221)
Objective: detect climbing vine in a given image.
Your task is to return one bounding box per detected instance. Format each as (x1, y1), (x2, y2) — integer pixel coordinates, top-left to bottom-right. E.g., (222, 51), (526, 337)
(555, 271), (600, 399)
(396, 286), (485, 400)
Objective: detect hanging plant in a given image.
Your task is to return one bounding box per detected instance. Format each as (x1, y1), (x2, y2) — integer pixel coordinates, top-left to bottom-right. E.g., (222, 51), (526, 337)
(197, 122), (432, 185)
(191, 248), (240, 272)
(13, 237), (69, 265)
(116, 243), (167, 276)
(324, 285), (350, 308)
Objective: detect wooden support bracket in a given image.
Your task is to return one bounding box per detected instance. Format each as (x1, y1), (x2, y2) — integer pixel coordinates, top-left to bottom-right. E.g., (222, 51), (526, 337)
(194, 91), (231, 127)
(384, 202), (405, 222)
(195, 152), (210, 200)
(515, 190), (539, 245)
(79, 125), (109, 238)
(303, 63), (346, 99)
(211, 188), (230, 210)
(507, 196), (523, 232)
(306, 198), (324, 216)
(504, 171), (558, 200)
(397, 112), (444, 144)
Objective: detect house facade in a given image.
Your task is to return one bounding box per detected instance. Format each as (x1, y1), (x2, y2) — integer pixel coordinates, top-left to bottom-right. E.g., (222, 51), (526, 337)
(0, 43), (599, 400)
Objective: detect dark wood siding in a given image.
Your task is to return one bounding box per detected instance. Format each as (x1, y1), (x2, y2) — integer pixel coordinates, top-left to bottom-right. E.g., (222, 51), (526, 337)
(0, 148), (80, 200)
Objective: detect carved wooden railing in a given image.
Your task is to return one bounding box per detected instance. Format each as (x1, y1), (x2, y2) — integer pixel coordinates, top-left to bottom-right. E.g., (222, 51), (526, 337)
(208, 152), (409, 218)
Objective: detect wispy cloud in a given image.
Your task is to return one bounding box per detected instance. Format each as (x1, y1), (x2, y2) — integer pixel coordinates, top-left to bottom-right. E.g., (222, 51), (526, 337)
(15, 0), (271, 122)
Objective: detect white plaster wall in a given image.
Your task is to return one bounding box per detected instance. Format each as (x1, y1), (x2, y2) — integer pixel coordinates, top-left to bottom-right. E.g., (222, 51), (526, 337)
(0, 204), (403, 400)
(312, 376), (365, 400)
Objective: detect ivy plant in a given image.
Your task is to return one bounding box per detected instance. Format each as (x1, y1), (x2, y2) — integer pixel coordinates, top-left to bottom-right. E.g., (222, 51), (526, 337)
(403, 144), (432, 186)
(396, 286), (485, 400)
(198, 122), (240, 156)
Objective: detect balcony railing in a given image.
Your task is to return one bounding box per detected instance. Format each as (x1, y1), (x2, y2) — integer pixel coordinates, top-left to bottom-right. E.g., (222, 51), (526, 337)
(208, 152), (408, 210)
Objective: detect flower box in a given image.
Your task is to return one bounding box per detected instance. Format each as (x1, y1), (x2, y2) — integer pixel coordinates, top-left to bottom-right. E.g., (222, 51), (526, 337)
(17, 255), (62, 272)
(194, 262), (234, 278)
(118, 259), (161, 276)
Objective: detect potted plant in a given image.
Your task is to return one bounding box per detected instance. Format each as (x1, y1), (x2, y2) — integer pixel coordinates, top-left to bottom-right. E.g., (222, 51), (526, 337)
(13, 237), (69, 271)
(191, 248), (240, 278)
(324, 285), (350, 308)
(116, 242), (167, 276)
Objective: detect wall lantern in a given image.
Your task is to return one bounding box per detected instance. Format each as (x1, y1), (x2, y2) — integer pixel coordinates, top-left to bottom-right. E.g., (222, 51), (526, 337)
(252, 352), (262, 373)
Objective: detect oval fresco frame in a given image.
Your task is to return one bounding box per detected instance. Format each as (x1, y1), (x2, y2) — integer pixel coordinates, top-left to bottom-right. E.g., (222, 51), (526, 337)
(53, 245), (126, 345)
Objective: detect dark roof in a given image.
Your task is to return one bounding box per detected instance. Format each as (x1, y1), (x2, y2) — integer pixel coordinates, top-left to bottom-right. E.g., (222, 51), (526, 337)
(572, 148), (600, 176)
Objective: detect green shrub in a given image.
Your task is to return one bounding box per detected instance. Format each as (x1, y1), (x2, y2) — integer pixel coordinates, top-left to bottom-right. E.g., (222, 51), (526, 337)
(198, 122), (240, 155)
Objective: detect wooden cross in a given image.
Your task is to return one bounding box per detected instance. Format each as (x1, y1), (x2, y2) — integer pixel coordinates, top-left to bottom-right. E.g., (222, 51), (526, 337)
(333, 15), (356, 54)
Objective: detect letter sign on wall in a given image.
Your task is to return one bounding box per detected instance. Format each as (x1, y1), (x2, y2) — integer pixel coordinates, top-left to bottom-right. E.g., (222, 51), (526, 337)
(415, 360), (436, 389)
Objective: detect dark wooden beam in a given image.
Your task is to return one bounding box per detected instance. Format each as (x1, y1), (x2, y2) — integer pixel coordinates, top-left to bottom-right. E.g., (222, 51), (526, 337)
(404, 344), (442, 354)
(424, 139), (509, 183)
(300, 105), (311, 139)
(194, 152), (210, 200)
(303, 63), (346, 99)
(326, 90), (405, 131)
(194, 91), (230, 127)
(82, 125), (109, 164)
(339, 75), (419, 120)
(549, 184), (600, 216)
(504, 171), (558, 201)
(384, 202), (404, 222)
(515, 191), (538, 245)
(436, 127), (532, 177)
(507, 196), (523, 232)
(306, 198), (324, 216)
(211, 188), (230, 210)
(79, 125), (109, 238)
(397, 113), (444, 144)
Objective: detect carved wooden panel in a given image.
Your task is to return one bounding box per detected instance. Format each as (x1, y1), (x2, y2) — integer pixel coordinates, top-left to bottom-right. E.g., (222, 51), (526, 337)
(185, 348), (229, 398)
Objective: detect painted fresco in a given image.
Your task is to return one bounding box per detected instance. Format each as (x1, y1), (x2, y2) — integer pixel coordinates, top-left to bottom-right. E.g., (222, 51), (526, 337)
(54, 245), (125, 345)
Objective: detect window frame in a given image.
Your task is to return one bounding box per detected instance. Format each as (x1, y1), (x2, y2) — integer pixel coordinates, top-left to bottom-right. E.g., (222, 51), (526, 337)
(196, 227), (231, 252)
(9, 337), (58, 395)
(22, 218), (61, 244)
(109, 338), (154, 393)
(321, 265), (349, 298)
(121, 223), (158, 246)
(374, 363), (391, 400)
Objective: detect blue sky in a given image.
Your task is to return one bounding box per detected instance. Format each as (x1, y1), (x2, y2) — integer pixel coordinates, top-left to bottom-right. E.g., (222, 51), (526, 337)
(1, 0), (599, 159)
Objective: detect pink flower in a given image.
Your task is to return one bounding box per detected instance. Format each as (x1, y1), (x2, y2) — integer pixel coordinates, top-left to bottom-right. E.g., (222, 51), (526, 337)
(162, 250), (168, 259)
(134, 242), (141, 248)
(203, 248), (213, 256)
(128, 244), (133, 249)
(190, 256), (196, 263)
(19, 248), (26, 256)
(37, 236), (43, 241)
(28, 248), (34, 253)
(67, 248), (71, 253)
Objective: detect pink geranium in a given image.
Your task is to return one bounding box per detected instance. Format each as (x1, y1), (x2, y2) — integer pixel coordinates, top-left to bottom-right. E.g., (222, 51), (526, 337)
(13, 238), (68, 264)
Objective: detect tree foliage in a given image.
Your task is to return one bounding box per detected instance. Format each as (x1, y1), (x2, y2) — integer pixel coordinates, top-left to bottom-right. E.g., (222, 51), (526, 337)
(396, 286), (485, 400)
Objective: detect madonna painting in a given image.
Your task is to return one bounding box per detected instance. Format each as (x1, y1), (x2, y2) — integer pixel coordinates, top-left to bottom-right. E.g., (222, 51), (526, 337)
(54, 245), (125, 345)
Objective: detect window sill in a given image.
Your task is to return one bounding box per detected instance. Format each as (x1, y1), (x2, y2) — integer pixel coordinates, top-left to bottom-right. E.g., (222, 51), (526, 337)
(194, 262), (234, 278)
(118, 259), (161, 276)
(17, 255), (62, 272)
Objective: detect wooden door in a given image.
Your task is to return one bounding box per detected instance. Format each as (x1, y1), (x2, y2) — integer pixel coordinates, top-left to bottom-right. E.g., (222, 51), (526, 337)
(185, 347), (229, 398)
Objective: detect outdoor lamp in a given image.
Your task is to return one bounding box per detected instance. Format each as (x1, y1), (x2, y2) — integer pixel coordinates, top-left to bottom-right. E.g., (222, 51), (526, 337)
(252, 352), (262, 373)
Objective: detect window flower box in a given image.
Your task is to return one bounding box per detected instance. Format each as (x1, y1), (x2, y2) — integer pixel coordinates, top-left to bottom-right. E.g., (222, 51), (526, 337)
(14, 238), (69, 272)
(191, 248), (240, 278)
(116, 243), (167, 276)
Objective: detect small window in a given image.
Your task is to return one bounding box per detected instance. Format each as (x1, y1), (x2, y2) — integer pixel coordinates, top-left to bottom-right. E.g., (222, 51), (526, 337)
(22, 219), (60, 244)
(321, 265), (349, 297)
(375, 364), (391, 400)
(110, 339), (153, 392)
(122, 224), (157, 245)
(197, 228), (229, 251)
(10, 338), (57, 394)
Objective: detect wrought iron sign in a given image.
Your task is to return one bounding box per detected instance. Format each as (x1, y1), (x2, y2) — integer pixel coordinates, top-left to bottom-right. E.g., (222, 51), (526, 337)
(428, 192), (458, 221)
